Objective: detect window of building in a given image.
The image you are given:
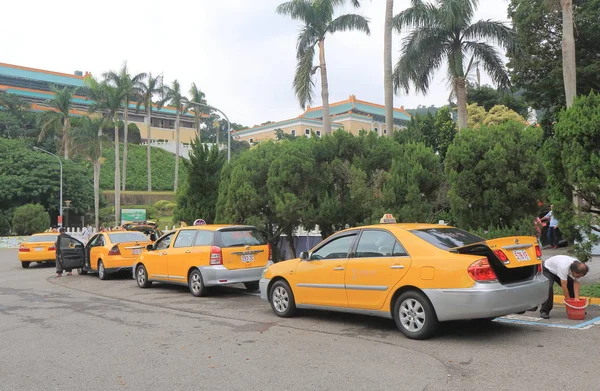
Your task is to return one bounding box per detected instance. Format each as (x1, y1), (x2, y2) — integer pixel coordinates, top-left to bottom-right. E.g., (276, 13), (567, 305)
(384, 129), (387, 134)
(305, 128), (310, 135)
(291, 129), (296, 137)
(374, 127), (378, 133)
(249, 138), (254, 144)
(316, 130), (321, 137)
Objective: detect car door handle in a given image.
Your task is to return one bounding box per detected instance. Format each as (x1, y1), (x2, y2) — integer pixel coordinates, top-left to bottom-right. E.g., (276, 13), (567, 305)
(185, 250), (191, 254)
(390, 265), (405, 269)
(333, 267), (345, 271)
(162, 252), (168, 255)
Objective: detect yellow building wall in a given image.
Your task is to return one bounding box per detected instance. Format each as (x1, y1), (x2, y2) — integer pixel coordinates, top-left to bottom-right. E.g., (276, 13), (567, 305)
(131, 121), (198, 143)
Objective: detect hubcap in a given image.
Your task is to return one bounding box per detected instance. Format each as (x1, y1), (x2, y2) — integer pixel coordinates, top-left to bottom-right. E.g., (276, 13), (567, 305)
(99, 263), (104, 278)
(191, 273), (202, 293)
(272, 286), (289, 313)
(137, 267), (145, 285)
(399, 298), (426, 332)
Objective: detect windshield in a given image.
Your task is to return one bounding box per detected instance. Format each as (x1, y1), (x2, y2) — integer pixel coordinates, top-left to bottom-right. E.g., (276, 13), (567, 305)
(410, 228), (484, 250)
(108, 232), (148, 243)
(28, 234), (58, 243)
(220, 229), (267, 247)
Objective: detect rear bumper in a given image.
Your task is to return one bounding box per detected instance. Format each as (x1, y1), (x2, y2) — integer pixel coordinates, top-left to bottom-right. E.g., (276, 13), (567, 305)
(18, 252), (56, 262)
(198, 265), (267, 286)
(423, 275), (549, 321)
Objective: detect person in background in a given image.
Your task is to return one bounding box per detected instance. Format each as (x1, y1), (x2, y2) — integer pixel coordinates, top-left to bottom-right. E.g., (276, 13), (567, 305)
(54, 227), (73, 278)
(540, 255), (589, 319)
(541, 205), (559, 249)
(81, 225), (91, 244)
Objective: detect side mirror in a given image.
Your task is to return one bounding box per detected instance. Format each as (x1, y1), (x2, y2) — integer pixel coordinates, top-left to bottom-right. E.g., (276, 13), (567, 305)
(146, 244), (154, 251)
(300, 251), (309, 261)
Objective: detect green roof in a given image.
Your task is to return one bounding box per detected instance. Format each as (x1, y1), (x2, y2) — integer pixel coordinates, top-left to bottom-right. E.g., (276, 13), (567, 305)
(302, 101), (411, 122)
(0, 65), (84, 87)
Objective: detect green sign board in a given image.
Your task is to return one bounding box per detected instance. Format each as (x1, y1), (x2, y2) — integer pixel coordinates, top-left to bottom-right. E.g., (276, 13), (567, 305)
(121, 209), (147, 223)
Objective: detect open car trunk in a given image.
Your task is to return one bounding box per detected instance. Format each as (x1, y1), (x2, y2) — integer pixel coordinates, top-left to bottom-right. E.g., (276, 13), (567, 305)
(455, 237), (539, 285)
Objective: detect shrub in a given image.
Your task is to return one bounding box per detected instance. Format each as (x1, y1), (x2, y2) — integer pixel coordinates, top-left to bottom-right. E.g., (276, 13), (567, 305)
(12, 204), (50, 235)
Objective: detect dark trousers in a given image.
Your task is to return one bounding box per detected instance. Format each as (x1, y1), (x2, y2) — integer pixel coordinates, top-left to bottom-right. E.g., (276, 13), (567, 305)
(547, 226), (558, 247)
(541, 268), (574, 314)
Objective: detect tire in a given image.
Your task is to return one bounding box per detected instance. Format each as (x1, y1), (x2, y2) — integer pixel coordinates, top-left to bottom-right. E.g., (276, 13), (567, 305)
(393, 290), (438, 340)
(21, 262), (30, 269)
(98, 260), (108, 280)
(269, 280), (296, 318)
(244, 281), (260, 291)
(188, 269), (206, 297)
(77, 268), (88, 275)
(136, 264), (152, 288)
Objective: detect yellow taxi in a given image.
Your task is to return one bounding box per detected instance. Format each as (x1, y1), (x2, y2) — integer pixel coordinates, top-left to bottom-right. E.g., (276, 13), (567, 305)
(18, 233), (59, 268)
(133, 225), (272, 297)
(63, 231), (152, 280)
(260, 214), (547, 340)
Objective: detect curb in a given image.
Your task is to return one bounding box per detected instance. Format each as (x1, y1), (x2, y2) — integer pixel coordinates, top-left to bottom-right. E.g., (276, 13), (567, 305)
(553, 295), (600, 306)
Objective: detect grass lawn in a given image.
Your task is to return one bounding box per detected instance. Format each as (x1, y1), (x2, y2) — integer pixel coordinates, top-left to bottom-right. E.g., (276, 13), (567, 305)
(553, 283), (600, 298)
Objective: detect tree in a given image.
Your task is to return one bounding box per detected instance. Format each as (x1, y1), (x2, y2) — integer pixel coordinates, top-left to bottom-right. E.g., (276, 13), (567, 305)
(0, 93), (36, 139)
(544, 92), (600, 260)
(467, 103), (527, 128)
(467, 84), (529, 117)
(103, 62), (146, 191)
(71, 116), (108, 229)
(38, 85), (75, 159)
(276, 0), (370, 135)
(393, 0), (514, 129)
(188, 83), (207, 142)
(384, 0), (395, 136)
(163, 80), (186, 192)
(136, 73), (166, 192)
(445, 121), (547, 230)
(173, 142), (225, 224)
(507, 0), (600, 112)
(557, 0), (576, 108)
(12, 204), (50, 235)
(154, 200), (177, 225)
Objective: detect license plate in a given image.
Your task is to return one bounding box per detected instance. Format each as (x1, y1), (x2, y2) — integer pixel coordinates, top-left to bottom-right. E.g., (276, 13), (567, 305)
(513, 249), (530, 261)
(35, 247), (44, 252)
(132, 248), (142, 255)
(241, 254), (254, 263)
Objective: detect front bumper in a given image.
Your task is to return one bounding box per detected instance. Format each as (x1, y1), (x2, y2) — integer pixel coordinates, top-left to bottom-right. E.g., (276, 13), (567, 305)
(259, 278), (271, 301)
(423, 275), (549, 321)
(198, 265), (268, 287)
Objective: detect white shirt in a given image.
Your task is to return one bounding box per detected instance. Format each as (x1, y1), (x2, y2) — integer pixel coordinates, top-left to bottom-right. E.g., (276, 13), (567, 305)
(544, 255), (579, 281)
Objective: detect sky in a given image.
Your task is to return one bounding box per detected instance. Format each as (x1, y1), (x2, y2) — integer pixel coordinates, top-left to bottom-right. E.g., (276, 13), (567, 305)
(1, 0), (512, 127)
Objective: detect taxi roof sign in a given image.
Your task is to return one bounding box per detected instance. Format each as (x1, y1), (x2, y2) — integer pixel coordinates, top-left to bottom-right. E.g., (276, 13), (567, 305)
(380, 214), (397, 224)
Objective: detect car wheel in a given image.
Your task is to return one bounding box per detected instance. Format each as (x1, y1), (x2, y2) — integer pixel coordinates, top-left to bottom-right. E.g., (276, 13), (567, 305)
(188, 269), (206, 297)
(98, 261), (108, 280)
(136, 264), (152, 288)
(393, 291), (438, 340)
(269, 280), (296, 318)
(244, 281), (260, 291)
(21, 262), (30, 269)
(77, 268), (88, 275)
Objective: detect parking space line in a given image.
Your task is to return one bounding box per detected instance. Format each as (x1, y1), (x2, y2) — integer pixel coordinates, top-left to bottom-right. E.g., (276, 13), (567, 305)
(494, 315), (600, 330)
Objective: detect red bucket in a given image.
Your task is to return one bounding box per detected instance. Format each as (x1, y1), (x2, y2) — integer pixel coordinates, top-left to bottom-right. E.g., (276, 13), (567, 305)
(564, 298), (588, 320)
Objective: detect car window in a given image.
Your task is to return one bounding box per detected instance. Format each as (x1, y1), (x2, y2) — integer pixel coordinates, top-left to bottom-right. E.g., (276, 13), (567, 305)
(194, 231), (215, 247)
(108, 232), (148, 243)
(155, 233), (174, 250)
(28, 235), (58, 243)
(220, 228), (267, 247)
(310, 234), (357, 260)
(354, 230), (400, 258)
(173, 230), (197, 248)
(88, 235), (102, 247)
(410, 228), (484, 250)
(60, 236), (83, 249)
(393, 241), (408, 256)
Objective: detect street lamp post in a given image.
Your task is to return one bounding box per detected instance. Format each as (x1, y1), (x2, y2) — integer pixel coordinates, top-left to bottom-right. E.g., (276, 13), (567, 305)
(33, 146), (63, 227)
(181, 98), (232, 162)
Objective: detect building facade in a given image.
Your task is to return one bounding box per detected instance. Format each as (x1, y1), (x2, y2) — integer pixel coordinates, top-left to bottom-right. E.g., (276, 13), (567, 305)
(233, 95), (412, 144)
(0, 62), (203, 144)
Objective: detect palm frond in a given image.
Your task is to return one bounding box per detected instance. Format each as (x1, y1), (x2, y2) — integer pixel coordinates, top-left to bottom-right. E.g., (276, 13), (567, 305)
(276, 0), (314, 23)
(464, 41), (511, 89)
(392, 0), (438, 31)
(438, 0), (479, 30)
(293, 44), (316, 109)
(296, 25), (319, 59)
(462, 19), (515, 53)
(327, 14), (371, 35)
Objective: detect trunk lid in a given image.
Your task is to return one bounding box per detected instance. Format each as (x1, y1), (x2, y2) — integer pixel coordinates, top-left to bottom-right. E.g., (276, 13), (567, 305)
(217, 227), (270, 270)
(116, 241), (151, 258)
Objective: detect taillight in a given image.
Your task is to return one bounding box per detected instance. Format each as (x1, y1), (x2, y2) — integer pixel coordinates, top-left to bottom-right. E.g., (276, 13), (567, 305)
(48, 246), (56, 251)
(537, 263), (543, 275)
(268, 243), (272, 262)
(108, 245), (121, 256)
(493, 250), (509, 264)
(468, 258), (498, 282)
(535, 245), (542, 258)
(19, 245), (30, 252)
(210, 246), (223, 265)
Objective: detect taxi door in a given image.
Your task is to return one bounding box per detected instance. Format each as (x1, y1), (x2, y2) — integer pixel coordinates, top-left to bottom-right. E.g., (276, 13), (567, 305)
(87, 234), (106, 271)
(292, 231), (358, 308)
(166, 229), (198, 283)
(144, 232), (175, 281)
(57, 234), (86, 270)
(345, 229), (411, 310)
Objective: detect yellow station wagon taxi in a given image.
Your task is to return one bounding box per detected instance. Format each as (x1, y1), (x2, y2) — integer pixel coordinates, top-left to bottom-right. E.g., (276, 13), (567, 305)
(133, 225), (272, 297)
(18, 233), (59, 268)
(260, 215), (548, 340)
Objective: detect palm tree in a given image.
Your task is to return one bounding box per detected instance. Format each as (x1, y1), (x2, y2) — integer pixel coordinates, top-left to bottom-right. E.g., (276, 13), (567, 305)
(71, 116), (107, 230)
(38, 85), (75, 159)
(136, 73), (166, 192)
(188, 83), (207, 142)
(162, 80), (186, 192)
(393, 0), (514, 129)
(384, 0), (394, 136)
(276, 0), (370, 135)
(84, 76), (126, 226)
(103, 62), (146, 191)
(551, 0), (576, 108)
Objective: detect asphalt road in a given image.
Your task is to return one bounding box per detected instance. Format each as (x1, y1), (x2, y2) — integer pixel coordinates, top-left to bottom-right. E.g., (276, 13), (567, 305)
(1, 248), (600, 391)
